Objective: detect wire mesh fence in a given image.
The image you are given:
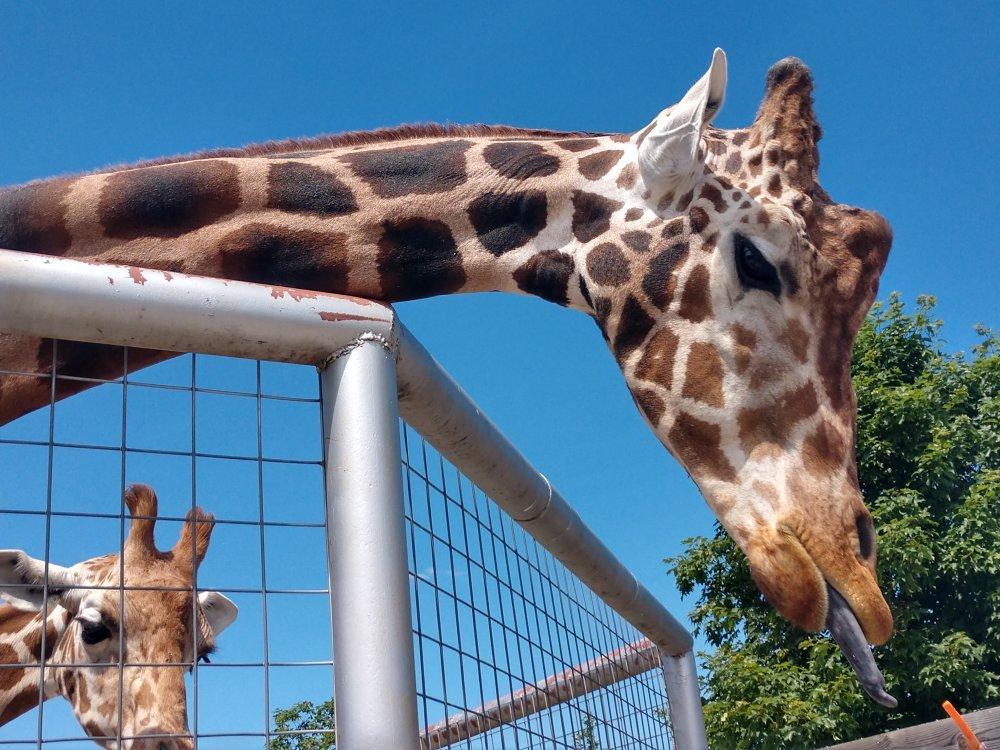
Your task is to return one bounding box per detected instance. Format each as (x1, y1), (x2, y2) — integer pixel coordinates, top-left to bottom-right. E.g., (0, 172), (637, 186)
(401, 423), (673, 750)
(0, 342), (672, 749)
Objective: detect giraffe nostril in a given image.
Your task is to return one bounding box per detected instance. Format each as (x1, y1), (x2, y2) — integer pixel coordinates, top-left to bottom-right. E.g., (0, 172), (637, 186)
(855, 512), (876, 561)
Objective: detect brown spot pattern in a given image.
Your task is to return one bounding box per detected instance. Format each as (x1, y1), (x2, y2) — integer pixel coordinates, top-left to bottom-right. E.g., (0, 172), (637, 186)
(616, 164), (638, 190)
(586, 243), (630, 287)
(377, 217), (466, 300)
(802, 420), (847, 475)
(633, 388), (666, 425)
(23, 620), (58, 661)
(512, 250), (574, 305)
(737, 382), (819, 452)
(217, 223), (348, 290)
(688, 206), (710, 234)
(554, 138), (600, 152)
(642, 242), (687, 310)
(624, 207), (643, 222)
(341, 140), (471, 198)
(698, 183), (728, 213)
(781, 319), (809, 362)
(622, 230), (651, 253)
(483, 142), (560, 180)
(266, 161), (358, 216)
(661, 218), (684, 238)
(677, 265), (712, 322)
(612, 295), (654, 362)
(635, 327), (679, 389)
(467, 190), (547, 256)
(668, 413), (736, 482)
(731, 323), (757, 374)
(578, 150), (623, 180)
(681, 342), (725, 407)
(0, 178), (74, 253)
(99, 160), (240, 240)
(571, 191), (622, 243)
(675, 189), (695, 212)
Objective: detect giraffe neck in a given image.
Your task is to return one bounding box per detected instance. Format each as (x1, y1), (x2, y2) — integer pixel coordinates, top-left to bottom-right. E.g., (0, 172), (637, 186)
(10, 129), (636, 307)
(0, 604), (71, 725)
(0, 128), (641, 424)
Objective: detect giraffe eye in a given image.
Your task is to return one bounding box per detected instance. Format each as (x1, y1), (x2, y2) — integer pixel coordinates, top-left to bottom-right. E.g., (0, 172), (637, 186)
(733, 233), (781, 297)
(79, 619), (112, 645)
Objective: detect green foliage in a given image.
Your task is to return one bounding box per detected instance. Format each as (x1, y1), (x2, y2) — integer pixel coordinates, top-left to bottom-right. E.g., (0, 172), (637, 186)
(574, 715), (601, 749)
(667, 295), (1000, 748)
(268, 699), (336, 750)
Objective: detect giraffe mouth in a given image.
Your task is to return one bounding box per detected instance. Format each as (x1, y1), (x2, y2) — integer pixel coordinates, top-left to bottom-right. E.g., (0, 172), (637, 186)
(775, 525), (895, 706)
(825, 584), (897, 708)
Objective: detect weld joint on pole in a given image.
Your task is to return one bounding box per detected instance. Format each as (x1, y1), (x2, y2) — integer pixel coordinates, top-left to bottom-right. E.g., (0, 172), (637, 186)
(519, 472), (554, 523)
(320, 330), (398, 370)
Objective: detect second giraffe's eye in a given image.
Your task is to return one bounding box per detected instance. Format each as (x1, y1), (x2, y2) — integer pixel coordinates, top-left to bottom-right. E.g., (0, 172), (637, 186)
(733, 234), (781, 297)
(79, 619), (112, 645)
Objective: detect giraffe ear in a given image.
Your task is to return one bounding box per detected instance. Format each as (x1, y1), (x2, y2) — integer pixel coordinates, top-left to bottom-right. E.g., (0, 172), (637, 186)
(198, 591), (238, 636)
(638, 47), (727, 191)
(0, 550), (82, 613)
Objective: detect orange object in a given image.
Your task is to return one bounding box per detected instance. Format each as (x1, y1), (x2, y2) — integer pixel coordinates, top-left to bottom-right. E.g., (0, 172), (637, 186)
(942, 700), (983, 750)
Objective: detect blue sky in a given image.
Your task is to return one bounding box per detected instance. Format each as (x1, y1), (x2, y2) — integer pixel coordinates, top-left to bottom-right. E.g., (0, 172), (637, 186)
(0, 1), (997, 745)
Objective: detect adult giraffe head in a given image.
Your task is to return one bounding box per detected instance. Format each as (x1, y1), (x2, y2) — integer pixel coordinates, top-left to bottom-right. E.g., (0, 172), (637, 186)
(595, 49), (894, 700)
(0, 485), (238, 748)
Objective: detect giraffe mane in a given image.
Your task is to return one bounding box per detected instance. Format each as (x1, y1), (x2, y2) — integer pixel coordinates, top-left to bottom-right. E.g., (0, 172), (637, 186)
(86, 123), (610, 176)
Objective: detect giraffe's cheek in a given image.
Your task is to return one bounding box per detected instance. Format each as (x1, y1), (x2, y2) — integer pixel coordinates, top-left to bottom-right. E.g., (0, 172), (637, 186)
(745, 532), (828, 632)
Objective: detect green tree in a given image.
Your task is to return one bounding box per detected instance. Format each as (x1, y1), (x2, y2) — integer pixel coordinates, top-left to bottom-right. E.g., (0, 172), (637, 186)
(667, 295), (1000, 748)
(573, 715), (601, 749)
(268, 699), (336, 750)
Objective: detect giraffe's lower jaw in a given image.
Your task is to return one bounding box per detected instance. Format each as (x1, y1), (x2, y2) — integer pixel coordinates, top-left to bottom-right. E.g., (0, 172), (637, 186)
(825, 585), (897, 708)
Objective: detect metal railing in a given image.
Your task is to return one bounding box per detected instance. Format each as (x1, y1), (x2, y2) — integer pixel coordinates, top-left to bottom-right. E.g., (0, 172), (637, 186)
(0, 248), (707, 749)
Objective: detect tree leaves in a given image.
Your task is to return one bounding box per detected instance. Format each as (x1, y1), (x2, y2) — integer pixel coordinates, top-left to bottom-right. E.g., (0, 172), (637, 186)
(269, 699), (336, 750)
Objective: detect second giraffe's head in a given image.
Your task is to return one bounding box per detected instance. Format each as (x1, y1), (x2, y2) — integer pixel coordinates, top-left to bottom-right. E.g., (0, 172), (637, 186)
(0, 485), (237, 749)
(588, 51), (893, 652)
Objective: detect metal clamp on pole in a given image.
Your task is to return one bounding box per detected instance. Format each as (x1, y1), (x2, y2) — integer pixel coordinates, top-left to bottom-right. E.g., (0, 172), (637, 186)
(321, 338), (420, 750)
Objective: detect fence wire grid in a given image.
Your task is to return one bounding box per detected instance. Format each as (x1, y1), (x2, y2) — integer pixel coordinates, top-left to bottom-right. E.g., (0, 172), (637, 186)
(0, 343), (673, 749)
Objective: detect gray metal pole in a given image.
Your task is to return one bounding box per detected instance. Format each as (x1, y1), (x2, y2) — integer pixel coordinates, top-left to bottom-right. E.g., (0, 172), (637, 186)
(660, 649), (708, 750)
(321, 338), (420, 750)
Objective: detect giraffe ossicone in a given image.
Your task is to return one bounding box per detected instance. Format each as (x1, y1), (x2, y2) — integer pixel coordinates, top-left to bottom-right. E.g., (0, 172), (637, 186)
(0, 49), (895, 702)
(0, 485), (238, 747)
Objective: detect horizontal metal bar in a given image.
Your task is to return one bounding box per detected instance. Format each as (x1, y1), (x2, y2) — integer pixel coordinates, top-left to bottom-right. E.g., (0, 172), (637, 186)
(420, 639), (661, 749)
(0, 249), (396, 365)
(0, 249), (693, 658)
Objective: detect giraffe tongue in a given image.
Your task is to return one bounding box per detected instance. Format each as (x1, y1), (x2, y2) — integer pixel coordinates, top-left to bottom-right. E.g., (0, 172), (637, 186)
(826, 585), (897, 708)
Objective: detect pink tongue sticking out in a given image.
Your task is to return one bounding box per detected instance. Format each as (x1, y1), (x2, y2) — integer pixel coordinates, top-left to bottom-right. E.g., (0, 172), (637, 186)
(826, 585), (897, 708)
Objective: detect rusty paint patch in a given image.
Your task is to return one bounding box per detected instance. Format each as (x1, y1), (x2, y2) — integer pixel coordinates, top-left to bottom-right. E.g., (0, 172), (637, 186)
(318, 311), (379, 323)
(269, 286), (319, 302)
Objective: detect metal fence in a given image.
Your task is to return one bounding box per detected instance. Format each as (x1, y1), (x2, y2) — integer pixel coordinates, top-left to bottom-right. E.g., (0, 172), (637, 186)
(0, 248), (707, 750)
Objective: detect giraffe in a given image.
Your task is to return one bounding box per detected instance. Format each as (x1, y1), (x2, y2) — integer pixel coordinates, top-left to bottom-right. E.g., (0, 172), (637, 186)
(0, 50), (896, 703)
(0, 485), (238, 748)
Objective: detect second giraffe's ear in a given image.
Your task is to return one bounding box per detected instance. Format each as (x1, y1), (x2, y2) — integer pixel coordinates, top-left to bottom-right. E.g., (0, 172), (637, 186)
(0, 550), (83, 613)
(198, 591), (238, 636)
(637, 48), (727, 191)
